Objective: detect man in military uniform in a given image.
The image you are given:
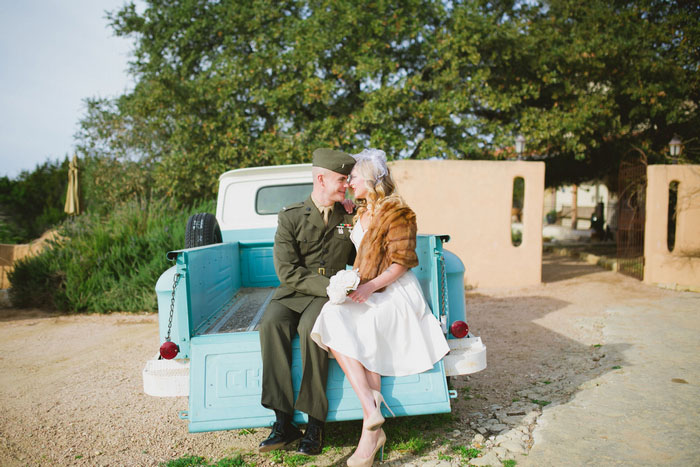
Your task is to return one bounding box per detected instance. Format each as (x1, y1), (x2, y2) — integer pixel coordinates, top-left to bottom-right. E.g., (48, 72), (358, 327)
(258, 148), (356, 455)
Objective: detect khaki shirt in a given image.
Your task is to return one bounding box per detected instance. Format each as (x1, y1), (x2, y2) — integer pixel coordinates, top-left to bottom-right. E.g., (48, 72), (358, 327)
(272, 195), (356, 313)
(311, 195), (332, 225)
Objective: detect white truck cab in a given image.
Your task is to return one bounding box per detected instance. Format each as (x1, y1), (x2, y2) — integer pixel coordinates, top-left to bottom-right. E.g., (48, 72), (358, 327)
(216, 164), (313, 231)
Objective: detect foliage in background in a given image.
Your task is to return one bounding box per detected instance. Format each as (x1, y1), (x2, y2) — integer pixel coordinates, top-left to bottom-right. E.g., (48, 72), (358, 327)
(0, 158), (70, 243)
(503, 0), (700, 188)
(8, 199), (214, 312)
(77, 97), (164, 215)
(78, 0), (467, 205)
(74, 0), (699, 205)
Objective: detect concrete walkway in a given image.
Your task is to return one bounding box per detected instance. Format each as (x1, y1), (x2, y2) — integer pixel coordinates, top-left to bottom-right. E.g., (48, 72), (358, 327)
(522, 293), (700, 466)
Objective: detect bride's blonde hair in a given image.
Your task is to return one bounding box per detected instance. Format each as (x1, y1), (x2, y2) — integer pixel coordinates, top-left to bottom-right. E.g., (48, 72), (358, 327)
(352, 154), (399, 222)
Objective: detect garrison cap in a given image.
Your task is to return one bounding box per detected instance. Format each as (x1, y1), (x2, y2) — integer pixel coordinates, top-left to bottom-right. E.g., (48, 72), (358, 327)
(312, 148), (355, 175)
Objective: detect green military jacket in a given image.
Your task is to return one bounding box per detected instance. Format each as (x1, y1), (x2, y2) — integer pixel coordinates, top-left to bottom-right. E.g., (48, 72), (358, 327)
(272, 196), (356, 313)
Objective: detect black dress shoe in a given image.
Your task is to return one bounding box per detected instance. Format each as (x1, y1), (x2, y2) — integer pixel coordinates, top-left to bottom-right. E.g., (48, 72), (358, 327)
(259, 420), (303, 452)
(297, 421), (324, 455)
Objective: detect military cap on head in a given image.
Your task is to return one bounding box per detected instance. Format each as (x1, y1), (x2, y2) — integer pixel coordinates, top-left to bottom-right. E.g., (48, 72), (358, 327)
(312, 148), (355, 175)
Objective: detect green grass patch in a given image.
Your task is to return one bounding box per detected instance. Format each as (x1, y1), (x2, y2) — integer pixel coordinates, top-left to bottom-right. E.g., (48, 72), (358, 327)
(321, 445), (342, 456)
(530, 399), (551, 407)
(269, 450), (285, 464)
(214, 456), (252, 467)
(392, 436), (430, 454)
(503, 460), (517, 467)
(612, 365), (622, 370)
(282, 453), (312, 466)
(161, 456), (207, 467)
(452, 445), (481, 459)
(593, 344), (602, 348)
(263, 450), (312, 467)
(160, 454), (252, 467)
(385, 412), (452, 455)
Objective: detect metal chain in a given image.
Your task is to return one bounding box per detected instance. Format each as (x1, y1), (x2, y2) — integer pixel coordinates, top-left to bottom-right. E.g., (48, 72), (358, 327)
(165, 272), (181, 342)
(437, 251), (448, 319)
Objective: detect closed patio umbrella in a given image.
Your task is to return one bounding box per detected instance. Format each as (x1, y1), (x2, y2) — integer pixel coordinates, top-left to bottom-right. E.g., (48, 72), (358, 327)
(64, 154), (79, 215)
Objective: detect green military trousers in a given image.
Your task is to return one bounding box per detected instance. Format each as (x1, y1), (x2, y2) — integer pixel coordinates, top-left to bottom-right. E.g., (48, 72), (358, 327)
(259, 296), (329, 422)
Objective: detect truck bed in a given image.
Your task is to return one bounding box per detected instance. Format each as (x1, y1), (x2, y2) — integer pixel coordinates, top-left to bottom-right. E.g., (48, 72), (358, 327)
(150, 236), (483, 432)
(197, 287), (275, 335)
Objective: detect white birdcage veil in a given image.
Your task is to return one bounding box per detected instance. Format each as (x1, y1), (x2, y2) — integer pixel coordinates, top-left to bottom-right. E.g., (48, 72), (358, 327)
(351, 148), (388, 180)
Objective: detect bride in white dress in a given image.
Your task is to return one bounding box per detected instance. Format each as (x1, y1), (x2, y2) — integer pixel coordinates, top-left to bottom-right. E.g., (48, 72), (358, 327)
(310, 149), (449, 466)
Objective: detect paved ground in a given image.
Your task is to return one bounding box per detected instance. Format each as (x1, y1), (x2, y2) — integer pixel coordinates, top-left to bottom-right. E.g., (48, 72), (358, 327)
(1, 253), (699, 466)
(522, 292), (700, 466)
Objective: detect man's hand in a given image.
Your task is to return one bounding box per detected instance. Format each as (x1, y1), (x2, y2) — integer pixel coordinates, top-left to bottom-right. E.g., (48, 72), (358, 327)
(341, 198), (355, 214)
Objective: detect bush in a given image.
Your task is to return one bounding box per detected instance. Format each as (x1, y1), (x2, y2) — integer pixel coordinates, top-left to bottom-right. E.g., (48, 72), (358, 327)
(0, 158), (70, 243)
(9, 198), (215, 313)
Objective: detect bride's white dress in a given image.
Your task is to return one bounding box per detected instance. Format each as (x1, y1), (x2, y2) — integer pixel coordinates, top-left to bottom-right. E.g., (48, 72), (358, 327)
(310, 221), (450, 376)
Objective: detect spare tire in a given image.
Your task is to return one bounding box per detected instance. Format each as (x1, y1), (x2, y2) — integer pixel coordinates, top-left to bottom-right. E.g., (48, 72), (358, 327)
(185, 213), (222, 248)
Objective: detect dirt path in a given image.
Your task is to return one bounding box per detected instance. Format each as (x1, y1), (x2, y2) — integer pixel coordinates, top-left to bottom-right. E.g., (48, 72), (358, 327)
(1, 254), (698, 466)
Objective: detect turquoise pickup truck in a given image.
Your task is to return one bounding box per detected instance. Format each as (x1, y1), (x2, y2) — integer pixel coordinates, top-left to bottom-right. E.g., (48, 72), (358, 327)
(143, 164), (486, 433)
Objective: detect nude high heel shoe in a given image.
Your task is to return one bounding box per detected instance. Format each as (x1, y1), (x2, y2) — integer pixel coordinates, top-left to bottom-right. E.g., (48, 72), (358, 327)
(347, 428), (386, 466)
(365, 390), (395, 431)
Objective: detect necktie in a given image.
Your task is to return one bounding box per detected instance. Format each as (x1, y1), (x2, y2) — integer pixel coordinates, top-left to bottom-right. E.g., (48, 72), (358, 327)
(322, 207), (330, 226)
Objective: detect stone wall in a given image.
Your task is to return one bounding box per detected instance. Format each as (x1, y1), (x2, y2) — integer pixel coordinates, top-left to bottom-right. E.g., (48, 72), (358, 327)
(644, 165), (700, 290)
(390, 160), (545, 288)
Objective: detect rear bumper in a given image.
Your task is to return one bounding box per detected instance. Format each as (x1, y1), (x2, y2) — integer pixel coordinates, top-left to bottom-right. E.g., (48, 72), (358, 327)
(143, 356), (190, 397)
(443, 335), (487, 376)
(142, 335), (486, 398)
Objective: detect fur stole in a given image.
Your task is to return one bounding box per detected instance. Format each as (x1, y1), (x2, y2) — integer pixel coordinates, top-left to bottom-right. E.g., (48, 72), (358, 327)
(354, 196), (419, 283)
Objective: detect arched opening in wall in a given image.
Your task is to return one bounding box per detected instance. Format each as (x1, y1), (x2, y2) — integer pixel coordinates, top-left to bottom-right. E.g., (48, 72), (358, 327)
(511, 176), (524, 246)
(667, 181), (679, 252)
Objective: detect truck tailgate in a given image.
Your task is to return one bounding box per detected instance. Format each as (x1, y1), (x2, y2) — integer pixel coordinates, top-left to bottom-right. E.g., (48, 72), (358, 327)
(187, 333), (451, 432)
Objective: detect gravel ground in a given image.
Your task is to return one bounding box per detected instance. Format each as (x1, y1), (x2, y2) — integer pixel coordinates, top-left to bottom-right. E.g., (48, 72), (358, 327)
(0, 253), (694, 466)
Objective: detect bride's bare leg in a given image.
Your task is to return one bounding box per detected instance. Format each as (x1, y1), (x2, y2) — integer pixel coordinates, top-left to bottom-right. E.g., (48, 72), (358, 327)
(366, 370), (380, 392)
(329, 347), (382, 458)
(329, 348), (376, 417)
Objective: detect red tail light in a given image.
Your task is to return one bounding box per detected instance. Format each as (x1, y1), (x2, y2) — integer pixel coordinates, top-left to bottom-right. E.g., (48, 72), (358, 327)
(450, 320), (469, 338)
(160, 341), (179, 359)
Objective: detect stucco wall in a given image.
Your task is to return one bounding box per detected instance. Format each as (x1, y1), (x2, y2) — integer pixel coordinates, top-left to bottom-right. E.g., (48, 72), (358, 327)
(390, 160), (545, 288)
(644, 165), (700, 290)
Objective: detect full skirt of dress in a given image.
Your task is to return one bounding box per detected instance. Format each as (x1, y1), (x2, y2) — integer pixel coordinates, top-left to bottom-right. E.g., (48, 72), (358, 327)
(310, 270), (450, 377)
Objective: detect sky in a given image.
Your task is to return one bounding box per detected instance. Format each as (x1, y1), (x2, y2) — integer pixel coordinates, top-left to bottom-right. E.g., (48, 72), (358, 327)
(0, 0), (137, 179)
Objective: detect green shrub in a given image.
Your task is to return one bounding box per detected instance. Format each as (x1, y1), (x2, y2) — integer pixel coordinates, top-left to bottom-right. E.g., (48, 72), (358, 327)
(6, 247), (64, 309)
(9, 198), (215, 313)
(0, 158), (70, 243)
